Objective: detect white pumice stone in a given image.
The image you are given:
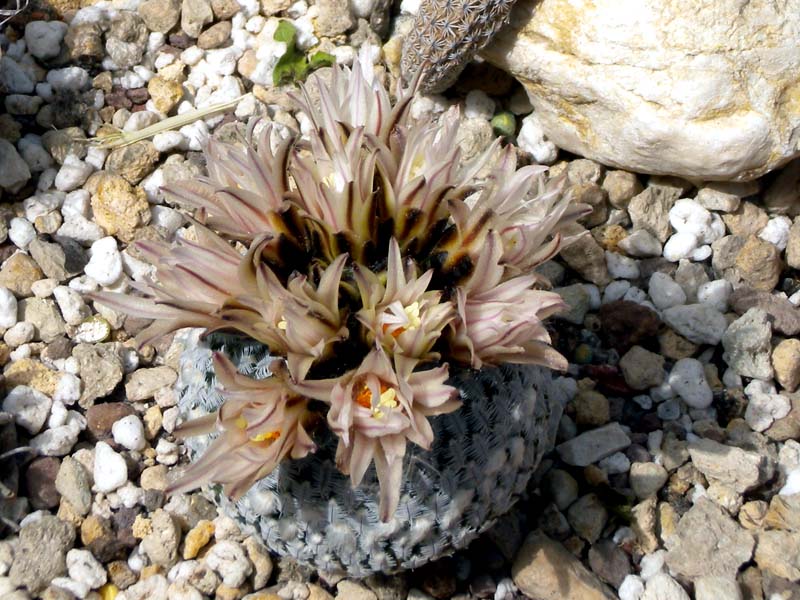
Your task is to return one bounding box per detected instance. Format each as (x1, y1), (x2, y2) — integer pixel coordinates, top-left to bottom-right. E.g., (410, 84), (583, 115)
(31, 278), (58, 298)
(112, 415), (146, 451)
(517, 113), (558, 164)
(61, 189), (91, 219)
(54, 153), (93, 192)
(696, 279), (732, 313)
(66, 549), (107, 590)
(84, 236), (123, 286)
(663, 231), (699, 262)
(2, 385), (52, 434)
(464, 90), (496, 121)
(53, 285), (91, 325)
(617, 228), (663, 257)
(758, 216), (792, 251)
(0, 286), (18, 329)
(54, 373), (81, 405)
(4, 321), (35, 347)
(152, 131), (185, 152)
(93, 441), (128, 493)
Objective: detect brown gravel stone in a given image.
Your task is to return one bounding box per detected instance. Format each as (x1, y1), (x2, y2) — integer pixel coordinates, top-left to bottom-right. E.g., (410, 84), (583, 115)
(86, 402), (136, 441)
(729, 287), (800, 335)
(598, 300), (661, 353)
(722, 201), (769, 236)
(0, 252), (44, 297)
(197, 21), (232, 49)
(559, 223), (611, 285)
(105, 141), (160, 185)
(772, 338), (800, 392)
(658, 328), (698, 360)
(138, 0), (181, 33)
(211, 0), (239, 18)
(24, 456), (61, 509)
(735, 235), (783, 291)
(573, 390), (610, 427)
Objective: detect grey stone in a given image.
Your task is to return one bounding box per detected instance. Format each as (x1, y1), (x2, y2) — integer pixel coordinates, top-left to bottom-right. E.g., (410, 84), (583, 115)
(125, 366), (178, 401)
(665, 498), (754, 579)
(558, 223), (611, 285)
(567, 493), (608, 543)
(729, 287), (800, 336)
(142, 509), (180, 567)
(662, 304), (728, 345)
(688, 438), (772, 493)
(628, 183), (682, 243)
(8, 515), (76, 593)
(695, 576), (742, 600)
(556, 423), (631, 467)
(722, 308), (774, 379)
(619, 346), (665, 390)
(587, 539), (630, 589)
(315, 0), (354, 36)
(755, 530), (800, 581)
(28, 238), (70, 281)
(19, 298), (67, 342)
(629, 462), (668, 499)
(181, 0), (213, 37)
(0, 138), (31, 192)
(72, 343), (124, 407)
(554, 284), (592, 324)
(542, 468), (579, 511)
(55, 456), (92, 516)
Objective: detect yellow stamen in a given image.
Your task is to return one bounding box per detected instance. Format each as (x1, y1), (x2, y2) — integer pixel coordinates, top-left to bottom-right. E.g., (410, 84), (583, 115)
(277, 319), (288, 330)
(353, 382), (398, 418)
(235, 415), (280, 443)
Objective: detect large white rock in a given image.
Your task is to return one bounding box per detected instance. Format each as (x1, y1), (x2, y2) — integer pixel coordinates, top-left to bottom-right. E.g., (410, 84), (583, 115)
(483, 0), (800, 181)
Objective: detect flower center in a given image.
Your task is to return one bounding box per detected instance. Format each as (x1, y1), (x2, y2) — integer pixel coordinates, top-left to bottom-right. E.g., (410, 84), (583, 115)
(381, 301), (422, 338)
(354, 381), (399, 419)
(235, 416), (281, 443)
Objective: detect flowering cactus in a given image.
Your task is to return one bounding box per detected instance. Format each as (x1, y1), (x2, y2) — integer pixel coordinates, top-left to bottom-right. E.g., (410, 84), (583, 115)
(93, 47), (586, 523)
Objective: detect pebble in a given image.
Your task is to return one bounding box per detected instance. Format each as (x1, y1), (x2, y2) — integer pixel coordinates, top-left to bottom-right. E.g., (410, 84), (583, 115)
(618, 575), (645, 600)
(55, 155), (94, 192)
(661, 304), (727, 346)
(667, 358), (712, 409)
(773, 338), (800, 392)
(517, 113), (557, 164)
(112, 414), (147, 451)
(3, 385), (52, 434)
(557, 423), (631, 467)
(630, 462), (669, 499)
(0, 286), (18, 329)
(744, 385), (791, 432)
(205, 540), (253, 587)
(619, 346), (665, 390)
(0, 139), (32, 192)
(688, 438), (770, 493)
(66, 548), (107, 590)
(84, 237), (123, 286)
(721, 308), (773, 379)
(93, 441), (128, 493)
(9, 217), (37, 250)
(125, 366), (178, 400)
(694, 576), (742, 600)
(640, 573), (689, 600)
(141, 509), (180, 566)
(512, 533), (615, 600)
(55, 455), (93, 515)
(735, 235), (783, 291)
(605, 252), (639, 279)
(8, 515), (76, 594)
(647, 273), (686, 310)
(30, 420), (82, 456)
(53, 285), (91, 325)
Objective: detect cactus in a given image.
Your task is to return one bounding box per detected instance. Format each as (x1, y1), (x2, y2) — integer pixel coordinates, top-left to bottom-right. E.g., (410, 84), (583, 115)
(401, 0), (519, 93)
(176, 330), (566, 577)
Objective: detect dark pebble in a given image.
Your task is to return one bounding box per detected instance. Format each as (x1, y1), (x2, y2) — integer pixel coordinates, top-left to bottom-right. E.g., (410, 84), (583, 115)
(104, 89), (132, 109)
(86, 402), (135, 442)
(25, 456), (61, 509)
(168, 32), (193, 48)
(125, 87), (149, 104)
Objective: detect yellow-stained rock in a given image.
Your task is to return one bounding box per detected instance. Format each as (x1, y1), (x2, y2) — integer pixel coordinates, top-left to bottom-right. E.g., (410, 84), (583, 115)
(4, 358), (61, 395)
(91, 173), (150, 240)
(183, 520), (215, 559)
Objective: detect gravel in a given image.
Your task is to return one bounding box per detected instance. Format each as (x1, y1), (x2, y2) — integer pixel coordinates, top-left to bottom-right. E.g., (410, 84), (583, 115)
(1, 5), (799, 599)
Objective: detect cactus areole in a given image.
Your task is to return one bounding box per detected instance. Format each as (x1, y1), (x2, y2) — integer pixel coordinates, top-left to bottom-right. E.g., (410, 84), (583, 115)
(92, 47), (587, 575)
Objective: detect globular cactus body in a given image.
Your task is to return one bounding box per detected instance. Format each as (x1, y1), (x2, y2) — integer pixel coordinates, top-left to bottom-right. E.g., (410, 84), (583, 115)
(401, 0), (519, 93)
(177, 331), (565, 577)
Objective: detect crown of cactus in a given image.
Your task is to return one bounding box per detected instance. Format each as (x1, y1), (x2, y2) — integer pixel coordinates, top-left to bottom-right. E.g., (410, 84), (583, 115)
(93, 48), (586, 522)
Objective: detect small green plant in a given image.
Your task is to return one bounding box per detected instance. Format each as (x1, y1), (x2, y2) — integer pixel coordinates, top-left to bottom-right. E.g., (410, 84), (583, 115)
(272, 20), (335, 86)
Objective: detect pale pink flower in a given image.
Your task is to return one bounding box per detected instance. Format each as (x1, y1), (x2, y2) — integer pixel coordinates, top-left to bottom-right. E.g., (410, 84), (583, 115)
(355, 238), (454, 360)
(291, 346), (458, 521)
(448, 232), (568, 370)
(167, 353), (316, 499)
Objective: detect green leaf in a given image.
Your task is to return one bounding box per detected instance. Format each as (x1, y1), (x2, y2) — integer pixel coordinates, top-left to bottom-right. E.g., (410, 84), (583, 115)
(308, 51), (335, 70)
(274, 20), (298, 44)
